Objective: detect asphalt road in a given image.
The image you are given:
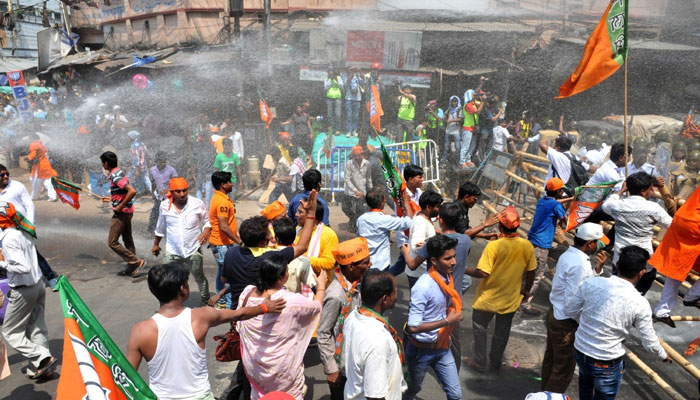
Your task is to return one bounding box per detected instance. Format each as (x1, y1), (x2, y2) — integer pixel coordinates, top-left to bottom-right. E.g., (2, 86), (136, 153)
(0, 183), (698, 400)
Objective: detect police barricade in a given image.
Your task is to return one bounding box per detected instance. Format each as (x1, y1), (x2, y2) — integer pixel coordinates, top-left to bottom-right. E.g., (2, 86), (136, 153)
(384, 139), (441, 187)
(315, 145), (416, 202)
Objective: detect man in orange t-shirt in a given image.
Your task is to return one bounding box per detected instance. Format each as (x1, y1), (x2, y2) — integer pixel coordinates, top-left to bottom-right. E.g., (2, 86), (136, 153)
(26, 134), (56, 201)
(208, 171), (241, 309)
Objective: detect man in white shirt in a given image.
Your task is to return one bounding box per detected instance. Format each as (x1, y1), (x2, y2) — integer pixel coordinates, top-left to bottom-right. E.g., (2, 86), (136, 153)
(0, 201), (56, 379)
(492, 119), (518, 152)
(564, 245), (671, 400)
(343, 269), (406, 400)
(627, 139), (657, 177)
(586, 142), (629, 191)
(0, 164), (58, 288)
(540, 135), (575, 185)
(542, 223), (607, 393)
(152, 177), (211, 305)
(407, 191), (442, 288)
(357, 188), (414, 271)
(388, 165), (423, 277)
(602, 172), (673, 295)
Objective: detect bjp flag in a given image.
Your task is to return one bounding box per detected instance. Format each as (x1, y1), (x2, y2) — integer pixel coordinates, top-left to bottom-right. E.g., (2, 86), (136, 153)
(367, 81), (384, 133)
(56, 276), (157, 400)
(259, 97), (274, 129)
(556, 0), (628, 99)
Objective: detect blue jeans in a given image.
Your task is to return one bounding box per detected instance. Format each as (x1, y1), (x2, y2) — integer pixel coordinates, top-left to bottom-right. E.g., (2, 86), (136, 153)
(442, 129), (461, 162)
(326, 98), (342, 133)
(575, 351), (624, 400)
(388, 252), (406, 277)
(196, 179), (214, 208)
(403, 341), (462, 400)
(459, 129), (473, 164)
(211, 245), (232, 308)
(345, 100), (360, 133)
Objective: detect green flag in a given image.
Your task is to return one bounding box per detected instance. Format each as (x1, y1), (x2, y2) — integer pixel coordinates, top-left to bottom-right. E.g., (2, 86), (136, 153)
(379, 142), (406, 214)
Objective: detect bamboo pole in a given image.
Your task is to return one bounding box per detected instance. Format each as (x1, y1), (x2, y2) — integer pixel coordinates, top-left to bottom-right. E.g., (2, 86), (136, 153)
(659, 339), (700, 380)
(670, 316), (700, 322)
(504, 171), (544, 193)
(624, 348), (685, 400)
(492, 191), (537, 214)
(522, 162), (548, 175)
(516, 151), (550, 164)
(623, 60), (629, 180)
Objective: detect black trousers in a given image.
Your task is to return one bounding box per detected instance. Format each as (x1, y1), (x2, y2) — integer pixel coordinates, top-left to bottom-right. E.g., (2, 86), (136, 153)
(220, 362), (251, 400)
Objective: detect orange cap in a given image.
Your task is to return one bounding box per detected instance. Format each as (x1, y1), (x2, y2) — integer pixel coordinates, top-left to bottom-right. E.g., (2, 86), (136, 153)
(79, 125), (90, 134)
(333, 237), (370, 266)
(497, 205), (521, 229)
(545, 177), (565, 192)
(0, 201), (17, 230)
(351, 145), (363, 156)
(260, 201), (287, 220)
(279, 132), (290, 140)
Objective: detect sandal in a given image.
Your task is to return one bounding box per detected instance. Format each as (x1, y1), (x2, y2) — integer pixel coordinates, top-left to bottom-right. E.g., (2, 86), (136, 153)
(131, 259), (147, 278)
(118, 266), (136, 276)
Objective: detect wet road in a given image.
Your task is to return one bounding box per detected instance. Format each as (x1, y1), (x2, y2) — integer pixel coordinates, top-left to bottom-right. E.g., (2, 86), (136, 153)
(0, 189), (698, 400)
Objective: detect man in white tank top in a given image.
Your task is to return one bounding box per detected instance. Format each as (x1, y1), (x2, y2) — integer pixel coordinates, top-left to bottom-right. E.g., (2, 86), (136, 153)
(126, 263), (285, 400)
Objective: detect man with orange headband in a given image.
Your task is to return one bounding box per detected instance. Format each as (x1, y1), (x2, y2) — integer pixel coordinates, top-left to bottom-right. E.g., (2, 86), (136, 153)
(0, 201), (56, 379)
(464, 206), (536, 373)
(318, 237), (371, 400)
(342, 145), (371, 232)
(152, 177), (211, 305)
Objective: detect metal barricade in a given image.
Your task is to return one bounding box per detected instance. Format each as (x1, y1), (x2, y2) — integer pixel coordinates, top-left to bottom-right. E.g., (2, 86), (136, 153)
(384, 139), (441, 185)
(315, 139), (438, 196)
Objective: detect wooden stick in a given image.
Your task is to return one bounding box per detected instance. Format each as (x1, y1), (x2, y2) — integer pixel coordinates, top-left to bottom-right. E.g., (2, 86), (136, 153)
(482, 200), (499, 215)
(504, 171), (544, 193)
(522, 162), (548, 175)
(492, 191), (536, 214)
(670, 316), (700, 322)
(516, 151), (550, 164)
(238, 175), (271, 201)
(659, 339), (700, 380)
(624, 347), (686, 400)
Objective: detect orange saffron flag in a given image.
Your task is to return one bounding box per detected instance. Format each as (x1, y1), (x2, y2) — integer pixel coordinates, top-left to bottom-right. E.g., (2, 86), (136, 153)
(556, 0), (628, 99)
(259, 98), (274, 129)
(367, 81), (384, 133)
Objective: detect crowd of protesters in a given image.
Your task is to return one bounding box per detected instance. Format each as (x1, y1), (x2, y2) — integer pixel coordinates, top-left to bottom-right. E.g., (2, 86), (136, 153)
(0, 70), (699, 400)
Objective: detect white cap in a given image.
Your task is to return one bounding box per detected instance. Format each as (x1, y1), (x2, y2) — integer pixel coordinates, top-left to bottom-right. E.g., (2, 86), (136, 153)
(575, 223), (609, 244)
(113, 105), (121, 111)
(127, 130), (140, 139)
(98, 103), (107, 108)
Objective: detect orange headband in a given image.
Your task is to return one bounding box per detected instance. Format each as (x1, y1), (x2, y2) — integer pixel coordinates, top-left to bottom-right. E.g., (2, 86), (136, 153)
(167, 177), (188, 210)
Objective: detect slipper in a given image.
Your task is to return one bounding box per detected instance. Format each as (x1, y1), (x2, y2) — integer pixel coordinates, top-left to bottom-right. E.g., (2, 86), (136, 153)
(463, 356), (486, 373)
(131, 259), (146, 278)
(30, 356), (57, 380)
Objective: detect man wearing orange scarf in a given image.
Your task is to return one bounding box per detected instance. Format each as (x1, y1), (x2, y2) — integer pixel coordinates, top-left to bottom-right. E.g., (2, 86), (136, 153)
(404, 235), (463, 400)
(152, 177), (211, 305)
(464, 206), (536, 373)
(317, 237), (371, 400)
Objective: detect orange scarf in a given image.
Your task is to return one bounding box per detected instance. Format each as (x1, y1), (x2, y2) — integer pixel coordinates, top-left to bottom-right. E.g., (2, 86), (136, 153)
(428, 267), (462, 350)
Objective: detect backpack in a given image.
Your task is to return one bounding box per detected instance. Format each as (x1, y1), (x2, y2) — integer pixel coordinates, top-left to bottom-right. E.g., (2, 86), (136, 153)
(552, 152), (588, 195)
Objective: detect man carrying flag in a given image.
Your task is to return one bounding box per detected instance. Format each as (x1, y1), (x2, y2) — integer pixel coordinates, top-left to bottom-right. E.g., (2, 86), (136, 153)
(0, 201), (56, 380)
(556, 0), (628, 99)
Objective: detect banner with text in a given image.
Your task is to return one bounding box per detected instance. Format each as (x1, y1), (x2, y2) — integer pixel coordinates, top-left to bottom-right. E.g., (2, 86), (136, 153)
(310, 29), (422, 71)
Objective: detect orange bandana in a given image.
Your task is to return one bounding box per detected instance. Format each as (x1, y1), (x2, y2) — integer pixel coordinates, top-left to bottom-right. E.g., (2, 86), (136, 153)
(332, 237), (369, 266)
(428, 267), (463, 350)
(167, 177), (188, 210)
(0, 201), (17, 230)
(260, 201), (286, 220)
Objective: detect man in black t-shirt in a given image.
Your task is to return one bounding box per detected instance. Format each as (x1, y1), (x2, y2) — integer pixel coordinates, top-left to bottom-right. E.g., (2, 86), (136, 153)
(208, 190), (319, 309)
(453, 181), (498, 240)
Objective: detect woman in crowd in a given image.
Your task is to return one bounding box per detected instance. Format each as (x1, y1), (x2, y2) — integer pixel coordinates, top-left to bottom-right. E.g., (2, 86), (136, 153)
(237, 252), (327, 399)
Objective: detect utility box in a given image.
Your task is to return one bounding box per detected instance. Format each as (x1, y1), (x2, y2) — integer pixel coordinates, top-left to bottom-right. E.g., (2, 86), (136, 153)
(229, 0), (243, 16)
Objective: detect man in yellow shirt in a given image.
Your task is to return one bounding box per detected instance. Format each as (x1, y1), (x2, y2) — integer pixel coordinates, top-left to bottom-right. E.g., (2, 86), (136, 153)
(295, 198), (339, 282)
(463, 205), (536, 372)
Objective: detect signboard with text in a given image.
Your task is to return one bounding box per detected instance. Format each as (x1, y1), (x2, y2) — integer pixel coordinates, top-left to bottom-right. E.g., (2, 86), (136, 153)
(310, 29), (422, 71)
(7, 70), (33, 123)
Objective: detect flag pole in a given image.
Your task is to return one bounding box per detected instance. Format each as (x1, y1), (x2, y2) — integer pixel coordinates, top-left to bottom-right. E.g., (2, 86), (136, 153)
(623, 59), (629, 179)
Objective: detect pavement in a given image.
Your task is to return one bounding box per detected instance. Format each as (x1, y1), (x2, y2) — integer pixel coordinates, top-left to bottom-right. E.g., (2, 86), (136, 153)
(0, 174), (699, 400)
